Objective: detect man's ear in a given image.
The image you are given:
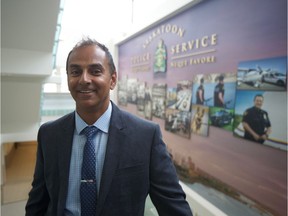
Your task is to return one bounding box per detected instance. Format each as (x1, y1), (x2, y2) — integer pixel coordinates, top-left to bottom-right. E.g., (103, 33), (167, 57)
(110, 72), (117, 90)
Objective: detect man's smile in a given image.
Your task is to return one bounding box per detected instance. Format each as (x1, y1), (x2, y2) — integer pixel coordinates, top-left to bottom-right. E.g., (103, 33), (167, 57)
(78, 89), (95, 93)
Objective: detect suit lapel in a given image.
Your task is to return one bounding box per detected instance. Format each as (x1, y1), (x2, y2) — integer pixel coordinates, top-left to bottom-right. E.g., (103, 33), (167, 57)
(56, 112), (75, 215)
(96, 103), (127, 216)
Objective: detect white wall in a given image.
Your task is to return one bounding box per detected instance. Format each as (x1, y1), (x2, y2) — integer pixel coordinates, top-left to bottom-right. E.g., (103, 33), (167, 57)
(1, 48), (53, 77)
(1, 76), (44, 142)
(116, 0), (202, 43)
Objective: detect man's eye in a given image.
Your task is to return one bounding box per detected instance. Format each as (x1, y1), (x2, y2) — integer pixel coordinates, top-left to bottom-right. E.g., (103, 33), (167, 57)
(90, 69), (101, 75)
(70, 70), (81, 76)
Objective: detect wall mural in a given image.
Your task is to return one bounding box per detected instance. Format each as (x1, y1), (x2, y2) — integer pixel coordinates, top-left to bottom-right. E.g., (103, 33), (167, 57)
(117, 0), (287, 215)
(235, 56), (287, 148)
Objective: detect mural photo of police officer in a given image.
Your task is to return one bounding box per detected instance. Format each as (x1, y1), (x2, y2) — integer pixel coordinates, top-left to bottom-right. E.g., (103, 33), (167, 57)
(242, 94), (271, 144)
(192, 73), (236, 109)
(214, 74), (225, 107)
(234, 90), (287, 150)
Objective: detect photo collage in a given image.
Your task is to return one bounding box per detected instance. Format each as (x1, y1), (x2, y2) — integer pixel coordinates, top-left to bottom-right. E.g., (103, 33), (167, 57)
(118, 56), (287, 151)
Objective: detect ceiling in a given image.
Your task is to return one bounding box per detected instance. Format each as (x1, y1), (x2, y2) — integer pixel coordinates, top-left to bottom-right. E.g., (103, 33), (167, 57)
(1, 0), (60, 52)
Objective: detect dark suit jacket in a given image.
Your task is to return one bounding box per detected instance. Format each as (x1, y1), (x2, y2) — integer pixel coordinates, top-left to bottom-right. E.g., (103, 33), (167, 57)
(25, 102), (193, 216)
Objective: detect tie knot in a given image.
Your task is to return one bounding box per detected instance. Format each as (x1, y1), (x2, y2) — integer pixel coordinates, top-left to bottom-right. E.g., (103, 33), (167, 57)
(82, 126), (98, 139)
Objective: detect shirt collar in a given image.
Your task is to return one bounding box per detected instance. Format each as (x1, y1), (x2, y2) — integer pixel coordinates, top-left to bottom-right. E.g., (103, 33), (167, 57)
(75, 102), (112, 134)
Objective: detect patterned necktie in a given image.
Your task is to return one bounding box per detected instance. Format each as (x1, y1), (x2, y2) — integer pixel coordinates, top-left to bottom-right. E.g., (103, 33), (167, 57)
(81, 126), (98, 216)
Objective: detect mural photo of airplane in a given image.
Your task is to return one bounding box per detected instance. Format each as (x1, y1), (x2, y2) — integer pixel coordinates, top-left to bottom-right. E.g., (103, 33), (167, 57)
(237, 66), (269, 88)
(237, 56), (287, 91)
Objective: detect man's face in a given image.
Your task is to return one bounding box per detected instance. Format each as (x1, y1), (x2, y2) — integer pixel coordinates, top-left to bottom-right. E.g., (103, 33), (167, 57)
(67, 45), (117, 113)
(254, 96), (263, 109)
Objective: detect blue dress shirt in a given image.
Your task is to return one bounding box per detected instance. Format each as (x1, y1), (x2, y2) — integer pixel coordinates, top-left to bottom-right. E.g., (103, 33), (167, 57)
(64, 102), (112, 216)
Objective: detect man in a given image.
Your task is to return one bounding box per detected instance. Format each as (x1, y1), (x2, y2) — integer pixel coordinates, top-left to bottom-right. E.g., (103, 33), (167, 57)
(196, 78), (205, 105)
(25, 38), (193, 216)
(242, 94), (271, 144)
(213, 74), (225, 107)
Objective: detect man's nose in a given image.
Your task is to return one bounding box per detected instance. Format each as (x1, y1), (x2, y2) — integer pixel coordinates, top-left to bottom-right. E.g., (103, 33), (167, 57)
(79, 71), (91, 84)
